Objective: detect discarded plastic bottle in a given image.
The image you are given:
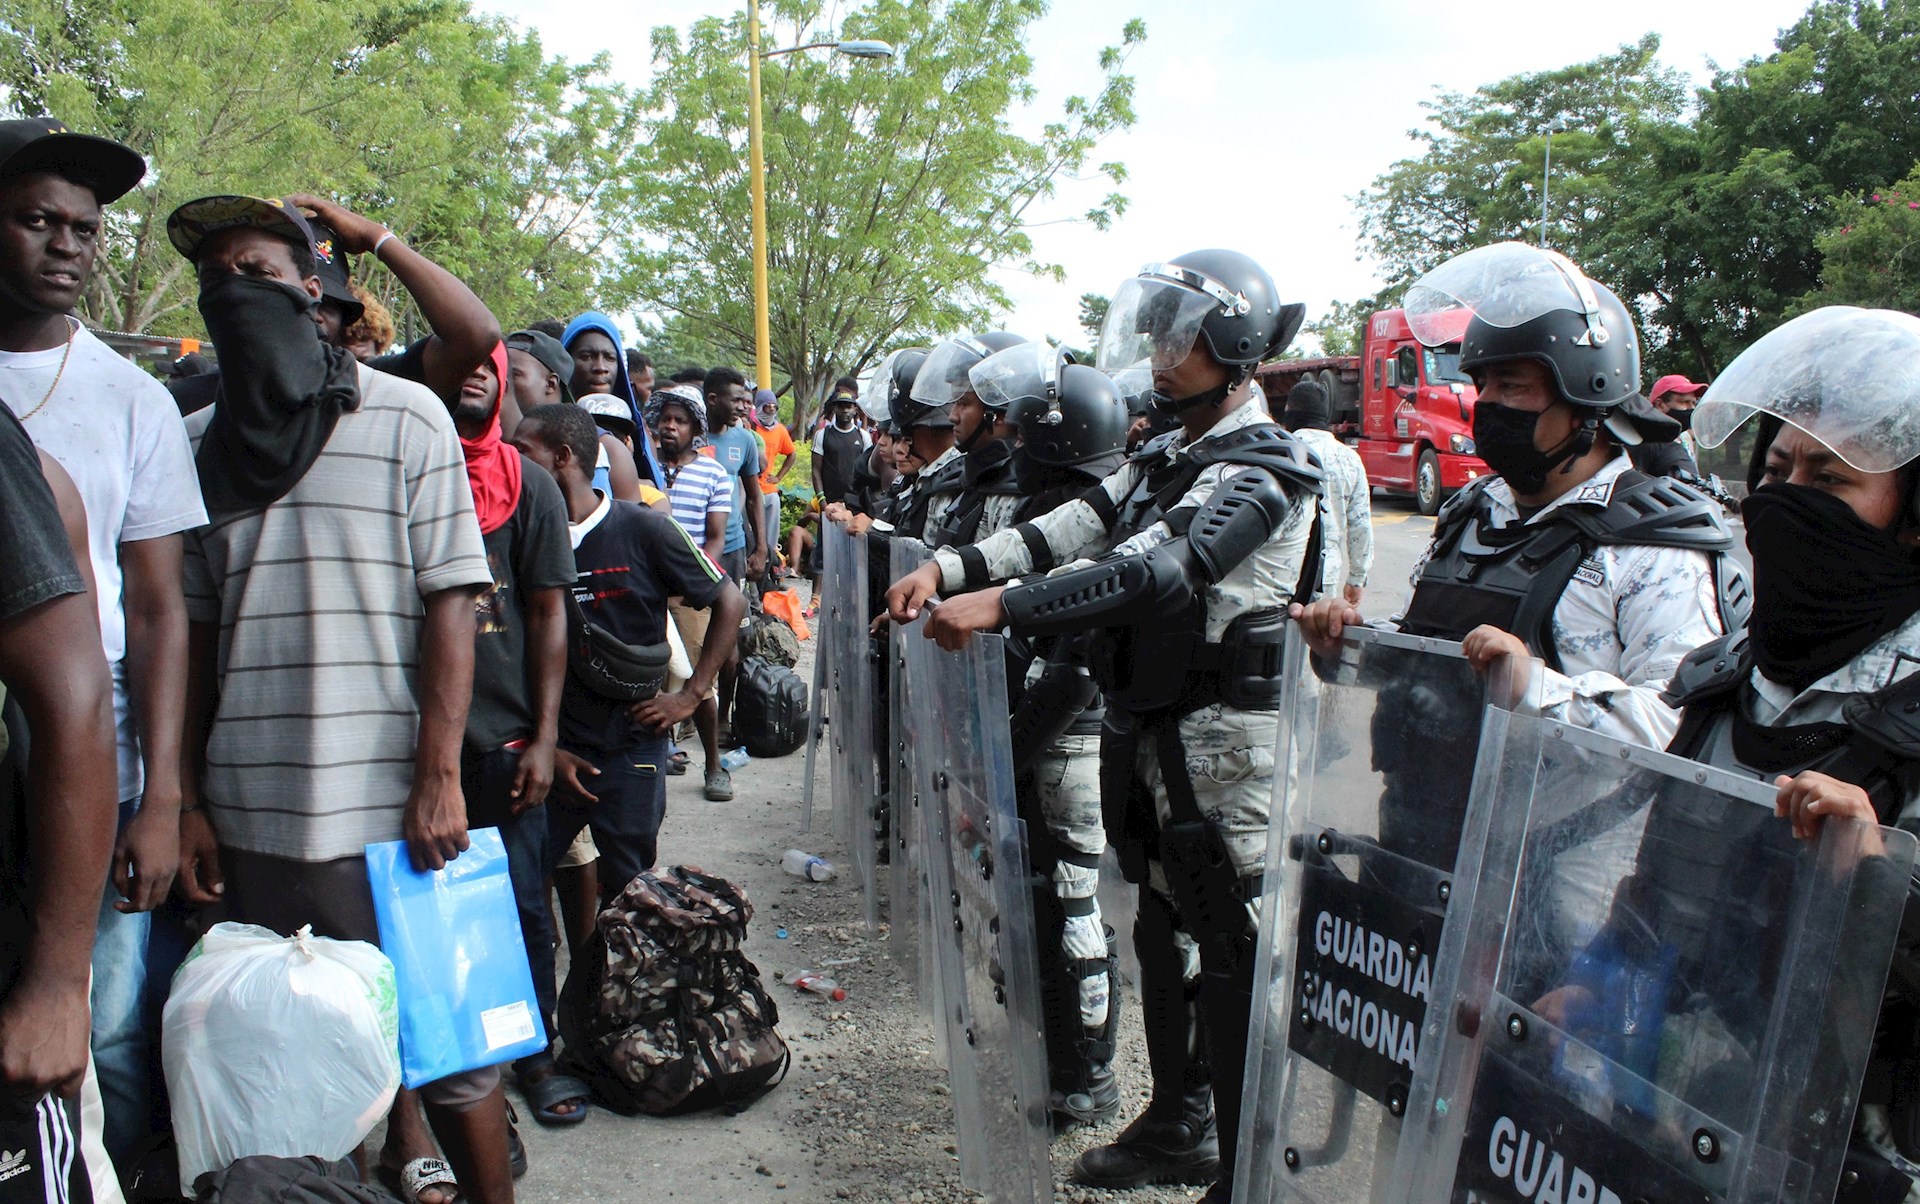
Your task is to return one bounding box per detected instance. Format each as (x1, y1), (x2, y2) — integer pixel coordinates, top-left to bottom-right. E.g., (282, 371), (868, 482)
(720, 747), (751, 771)
(791, 970), (846, 1002)
(782, 849), (835, 881)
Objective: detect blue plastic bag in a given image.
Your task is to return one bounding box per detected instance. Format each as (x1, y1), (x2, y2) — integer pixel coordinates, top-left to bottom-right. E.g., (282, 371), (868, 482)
(365, 828), (546, 1087)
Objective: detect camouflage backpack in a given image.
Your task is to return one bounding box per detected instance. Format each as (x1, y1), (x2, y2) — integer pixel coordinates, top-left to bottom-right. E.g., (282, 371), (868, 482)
(558, 865), (789, 1115)
(738, 612), (801, 669)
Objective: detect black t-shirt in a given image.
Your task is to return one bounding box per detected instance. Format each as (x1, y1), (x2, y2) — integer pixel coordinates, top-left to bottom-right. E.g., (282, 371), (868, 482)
(561, 496), (728, 750)
(816, 424), (867, 506)
(0, 405), (88, 1001)
(368, 338), (429, 386)
(468, 457), (576, 750)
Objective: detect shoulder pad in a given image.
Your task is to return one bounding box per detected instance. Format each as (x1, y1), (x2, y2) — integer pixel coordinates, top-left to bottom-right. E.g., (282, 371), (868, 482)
(1842, 670), (1920, 761)
(1558, 472), (1735, 552)
(1187, 424), (1324, 495)
(1433, 475), (1494, 535)
(919, 456), (967, 497)
(1130, 429), (1181, 465)
(1659, 632), (1748, 710)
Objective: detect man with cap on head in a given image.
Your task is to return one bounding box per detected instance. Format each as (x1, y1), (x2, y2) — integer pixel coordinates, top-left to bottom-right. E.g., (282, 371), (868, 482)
(294, 194), (500, 407)
(503, 327), (645, 505)
(0, 115), (210, 1181)
(0, 113), (190, 1203)
(1282, 378), (1373, 604)
(1629, 372), (1710, 481)
(164, 192), (515, 1204)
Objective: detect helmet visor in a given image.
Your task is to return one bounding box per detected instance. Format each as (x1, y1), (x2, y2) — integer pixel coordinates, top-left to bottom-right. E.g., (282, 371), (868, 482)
(1693, 307), (1920, 473)
(861, 350), (908, 423)
(1109, 364), (1154, 417)
(911, 337), (992, 408)
(1404, 241), (1609, 349)
(969, 342), (1058, 413)
(1096, 274), (1218, 371)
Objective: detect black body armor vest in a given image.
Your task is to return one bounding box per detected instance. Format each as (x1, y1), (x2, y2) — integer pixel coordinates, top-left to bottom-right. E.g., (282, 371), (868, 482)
(1399, 469), (1747, 670)
(927, 440), (1023, 550)
(1095, 425), (1325, 716)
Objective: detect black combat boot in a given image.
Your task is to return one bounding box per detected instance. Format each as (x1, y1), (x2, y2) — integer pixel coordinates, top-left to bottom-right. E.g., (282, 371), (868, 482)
(1074, 895), (1219, 1186)
(1073, 1082), (1218, 1187)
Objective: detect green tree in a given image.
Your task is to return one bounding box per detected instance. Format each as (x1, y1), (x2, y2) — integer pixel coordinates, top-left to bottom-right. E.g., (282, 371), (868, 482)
(620, 0), (1144, 431)
(0, 0), (650, 337)
(1796, 169), (1920, 313)
(1077, 292), (1109, 344)
(1355, 35), (1688, 304)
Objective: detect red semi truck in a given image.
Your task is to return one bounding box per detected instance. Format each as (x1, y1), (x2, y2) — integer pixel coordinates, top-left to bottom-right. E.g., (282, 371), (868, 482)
(1256, 308), (1487, 515)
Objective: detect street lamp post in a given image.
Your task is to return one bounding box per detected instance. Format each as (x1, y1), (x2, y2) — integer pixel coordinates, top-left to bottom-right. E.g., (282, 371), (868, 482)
(745, 0), (893, 392)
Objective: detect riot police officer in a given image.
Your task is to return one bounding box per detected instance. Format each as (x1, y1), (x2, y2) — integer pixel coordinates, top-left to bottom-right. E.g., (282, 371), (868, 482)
(889, 250), (1324, 1198)
(1664, 306), (1920, 1202)
(1296, 242), (1747, 750)
(970, 344), (1133, 1126)
(913, 330), (1028, 547)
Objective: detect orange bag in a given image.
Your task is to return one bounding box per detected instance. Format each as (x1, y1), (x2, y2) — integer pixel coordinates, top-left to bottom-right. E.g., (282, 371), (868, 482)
(761, 589), (810, 641)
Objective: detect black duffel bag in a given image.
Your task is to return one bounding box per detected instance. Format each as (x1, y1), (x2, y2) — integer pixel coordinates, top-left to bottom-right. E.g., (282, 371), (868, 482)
(733, 656), (809, 757)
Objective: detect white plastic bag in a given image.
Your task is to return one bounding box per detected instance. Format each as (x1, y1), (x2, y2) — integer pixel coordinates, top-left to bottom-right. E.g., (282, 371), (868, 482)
(163, 922), (401, 1186)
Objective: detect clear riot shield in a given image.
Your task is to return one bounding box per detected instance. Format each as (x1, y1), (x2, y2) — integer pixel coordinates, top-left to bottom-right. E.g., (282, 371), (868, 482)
(1391, 710), (1917, 1204)
(800, 600), (827, 834)
(888, 540), (930, 985)
(1238, 626), (1539, 1204)
(906, 624), (1053, 1203)
(822, 522), (879, 933)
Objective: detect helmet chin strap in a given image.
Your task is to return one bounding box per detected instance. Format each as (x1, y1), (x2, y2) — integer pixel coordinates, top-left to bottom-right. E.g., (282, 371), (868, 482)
(1548, 414), (1600, 478)
(1149, 371), (1244, 416)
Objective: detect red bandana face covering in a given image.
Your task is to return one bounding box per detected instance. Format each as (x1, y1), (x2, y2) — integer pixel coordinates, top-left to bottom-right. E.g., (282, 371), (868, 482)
(460, 342), (522, 535)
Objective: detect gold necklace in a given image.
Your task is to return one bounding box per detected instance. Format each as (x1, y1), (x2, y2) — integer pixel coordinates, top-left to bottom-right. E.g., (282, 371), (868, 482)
(17, 318), (78, 422)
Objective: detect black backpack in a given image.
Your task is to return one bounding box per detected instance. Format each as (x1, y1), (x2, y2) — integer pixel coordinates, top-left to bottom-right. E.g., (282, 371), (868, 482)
(733, 656), (809, 757)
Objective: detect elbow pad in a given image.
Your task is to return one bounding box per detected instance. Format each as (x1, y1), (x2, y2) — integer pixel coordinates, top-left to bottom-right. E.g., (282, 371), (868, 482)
(1188, 468), (1295, 583)
(1001, 541), (1198, 640)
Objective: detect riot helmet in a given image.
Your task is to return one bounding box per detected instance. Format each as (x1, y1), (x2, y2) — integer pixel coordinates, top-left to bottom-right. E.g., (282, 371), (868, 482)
(1095, 250), (1305, 382)
(870, 347), (932, 429)
(1404, 242), (1662, 446)
(1693, 306), (1920, 476)
(970, 343), (1128, 474)
(1109, 363), (1154, 419)
(910, 331), (1030, 414)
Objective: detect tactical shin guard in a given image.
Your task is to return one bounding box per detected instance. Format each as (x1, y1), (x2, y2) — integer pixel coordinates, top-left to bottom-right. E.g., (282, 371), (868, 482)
(1159, 818), (1258, 1190)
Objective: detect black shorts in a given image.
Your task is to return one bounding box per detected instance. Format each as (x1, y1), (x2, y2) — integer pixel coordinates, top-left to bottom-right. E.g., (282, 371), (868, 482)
(0, 1093), (89, 1203)
(720, 548), (747, 583)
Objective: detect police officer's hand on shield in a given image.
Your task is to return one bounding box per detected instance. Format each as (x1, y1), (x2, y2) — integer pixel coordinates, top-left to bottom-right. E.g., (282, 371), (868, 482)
(1290, 596), (1364, 657)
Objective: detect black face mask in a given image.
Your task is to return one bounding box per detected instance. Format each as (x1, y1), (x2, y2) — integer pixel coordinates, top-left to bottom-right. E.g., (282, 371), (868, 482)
(1669, 407), (1695, 432)
(1472, 402), (1591, 495)
(1743, 484), (1920, 691)
(194, 275), (359, 519)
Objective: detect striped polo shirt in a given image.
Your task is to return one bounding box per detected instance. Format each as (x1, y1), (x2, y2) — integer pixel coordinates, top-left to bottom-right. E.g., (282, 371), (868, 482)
(659, 452), (732, 547)
(183, 364), (492, 861)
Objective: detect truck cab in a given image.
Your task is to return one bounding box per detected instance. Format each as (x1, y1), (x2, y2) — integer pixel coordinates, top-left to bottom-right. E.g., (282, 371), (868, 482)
(1256, 307), (1486, 515)
(1355, 308), (1483, 515)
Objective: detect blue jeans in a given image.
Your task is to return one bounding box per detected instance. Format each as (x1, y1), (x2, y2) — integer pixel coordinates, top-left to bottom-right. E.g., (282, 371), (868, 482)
(461, 745), (556, 1046)
(90, 796), (151, 1167)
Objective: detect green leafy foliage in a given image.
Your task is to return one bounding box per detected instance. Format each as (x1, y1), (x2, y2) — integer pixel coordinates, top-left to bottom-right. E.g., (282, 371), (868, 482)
(0, 0), (650, 337)
(620, 0), (1144, 432)
(1798, 169), (1920, 314)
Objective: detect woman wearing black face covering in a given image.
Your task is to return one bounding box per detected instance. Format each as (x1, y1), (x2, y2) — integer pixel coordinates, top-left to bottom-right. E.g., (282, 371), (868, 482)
(1669, 305), (1920, 1203)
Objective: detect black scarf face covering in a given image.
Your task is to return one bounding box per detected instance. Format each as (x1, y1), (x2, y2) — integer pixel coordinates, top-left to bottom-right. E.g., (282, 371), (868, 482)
(1742, 483), (1920, 692)
(195, 275), (360, 519)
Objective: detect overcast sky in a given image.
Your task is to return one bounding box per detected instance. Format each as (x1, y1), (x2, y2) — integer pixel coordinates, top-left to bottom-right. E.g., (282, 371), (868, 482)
(483, 0), (1814, 348)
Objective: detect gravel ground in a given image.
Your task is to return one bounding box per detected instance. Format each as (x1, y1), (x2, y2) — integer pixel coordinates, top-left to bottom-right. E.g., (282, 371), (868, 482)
(502, 601), (1211, 1204)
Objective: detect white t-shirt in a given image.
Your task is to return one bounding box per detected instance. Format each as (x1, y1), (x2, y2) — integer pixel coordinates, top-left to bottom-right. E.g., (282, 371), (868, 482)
(0, 324), (207, 800)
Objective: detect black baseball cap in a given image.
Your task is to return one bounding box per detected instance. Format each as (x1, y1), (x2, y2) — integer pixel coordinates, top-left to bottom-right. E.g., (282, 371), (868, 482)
(166, 194), (317, 263)
(0, 118), (145, 204)
(306, 217), (363, 325)
(507, 330), (575, 403)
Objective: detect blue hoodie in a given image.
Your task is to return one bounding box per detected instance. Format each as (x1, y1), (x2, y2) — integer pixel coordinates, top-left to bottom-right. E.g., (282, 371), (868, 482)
(562, 311), (665, 488)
